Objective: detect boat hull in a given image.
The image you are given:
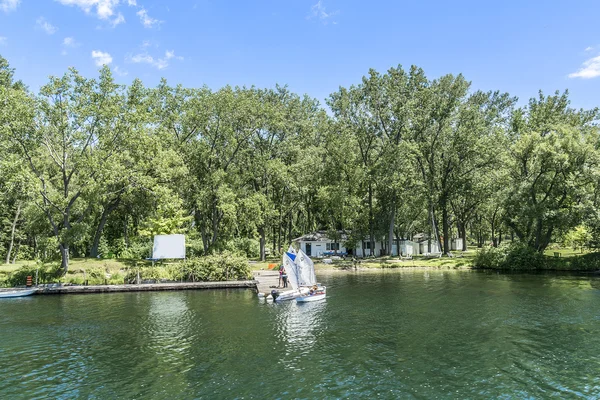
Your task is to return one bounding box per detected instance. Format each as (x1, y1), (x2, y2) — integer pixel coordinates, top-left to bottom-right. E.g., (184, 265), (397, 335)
(296, 292), (326, 302)
(0, 288), (37, 298)
(274, 287), (310, 301)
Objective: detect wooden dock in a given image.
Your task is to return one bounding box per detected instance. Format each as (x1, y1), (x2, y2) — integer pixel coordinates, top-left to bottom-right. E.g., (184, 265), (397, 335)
(253, 270), (281, 295)
(34, 280), (257, 295)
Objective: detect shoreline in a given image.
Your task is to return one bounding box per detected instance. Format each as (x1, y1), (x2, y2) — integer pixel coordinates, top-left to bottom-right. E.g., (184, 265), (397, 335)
(26, 280), (256, 295)
(4, 265), (599, 293)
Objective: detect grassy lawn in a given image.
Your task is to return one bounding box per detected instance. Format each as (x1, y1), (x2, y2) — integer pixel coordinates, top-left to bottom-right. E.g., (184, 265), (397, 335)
(543, 248), (589, 258)
(249, 250), (479, 271)
(0, 258), (183, 287)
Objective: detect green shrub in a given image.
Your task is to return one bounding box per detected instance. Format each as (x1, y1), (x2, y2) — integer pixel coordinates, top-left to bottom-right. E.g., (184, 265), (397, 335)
(473, 243), (545, 270)
(186, 238), (205, 258)
(7, 263), (62, 286)
(123, 265), (176, 283)
(216, 238), (260, 258)
(175, 252), (251, 282)
(568, 252), (600, 271)
(118, 239), (152, 259)
(473, 246), (508, 269)
(503, 244), (546, 270)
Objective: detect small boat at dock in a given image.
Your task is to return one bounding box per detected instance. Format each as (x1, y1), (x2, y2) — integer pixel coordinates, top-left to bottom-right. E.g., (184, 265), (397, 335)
(0, 288), (38, 298)
(295, 289), (326, 303)
(271, 246), (326, 302)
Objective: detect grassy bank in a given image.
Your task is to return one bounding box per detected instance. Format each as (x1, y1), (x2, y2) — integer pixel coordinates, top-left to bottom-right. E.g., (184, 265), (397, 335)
(1, 255), (251, 287)
(2, 247), (598, 287)
(250, 250), (478, 272)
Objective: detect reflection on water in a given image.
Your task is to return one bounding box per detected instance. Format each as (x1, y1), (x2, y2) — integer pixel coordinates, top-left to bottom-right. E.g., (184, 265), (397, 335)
(276, 300), (327, 370)
(1, 272), (600, 398)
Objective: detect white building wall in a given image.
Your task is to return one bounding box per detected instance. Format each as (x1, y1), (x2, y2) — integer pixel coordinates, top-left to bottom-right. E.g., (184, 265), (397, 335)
(451, 238), (464, 251)
(300, 240), (348, 258)
(355, 241), (383, 257)
(418, 241), (441, 254)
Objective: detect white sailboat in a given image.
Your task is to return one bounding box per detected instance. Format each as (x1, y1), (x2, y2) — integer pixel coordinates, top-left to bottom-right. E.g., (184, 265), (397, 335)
(294, 249), (326, 303)
(272, 250), (310, 301)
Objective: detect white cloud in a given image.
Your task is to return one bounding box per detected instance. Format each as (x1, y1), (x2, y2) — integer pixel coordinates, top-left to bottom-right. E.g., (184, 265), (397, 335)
(585, 46), (594, 52)
(127, 0), (136, 5)
(137, 8), (160, 28)
(56, 0), (116, 18)
(165, 50), (183, 61)
(129, 53), (167, 69)
(0, 36), (6, 45)
(569, 55), (600, 79)
(55, 0), (126, 26)
(0, 0), (20, 13)
(91, 50), (113, 66)
(63, 36), (78, 46)
(110, 12), (125, 27)
(36, 17), (58, 34)
(308, 1), (338, 24)
(128, 50), (182, 70)
(113, 65), (128, 76)
(61, 37), (80, 55)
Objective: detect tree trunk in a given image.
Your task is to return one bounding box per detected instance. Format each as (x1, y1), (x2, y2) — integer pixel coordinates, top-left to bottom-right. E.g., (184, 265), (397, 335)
(90, 198), (121, 258)
(431, 205), (442, 254)
(461, 224), (467, 251)
(272, 225), (276, 256)
(368, 182), (374, 256)
(259, 226), (266, 261)
(60, 243), (69, 274)
(6, 203), (21, 265)
(11, 242), (19, 264)
(124, 217), (129, 247)
(441, 199), (450, 255)
(388, 193), (396, 256)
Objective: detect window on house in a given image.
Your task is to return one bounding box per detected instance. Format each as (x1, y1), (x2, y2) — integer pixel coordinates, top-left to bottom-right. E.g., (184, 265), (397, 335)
(364, 242), (371, 249)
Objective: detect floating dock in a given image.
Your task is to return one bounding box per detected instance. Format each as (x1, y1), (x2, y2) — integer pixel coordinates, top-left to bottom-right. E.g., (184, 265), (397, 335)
(253, 270), (281, 295)
(34, 280), (256, 295)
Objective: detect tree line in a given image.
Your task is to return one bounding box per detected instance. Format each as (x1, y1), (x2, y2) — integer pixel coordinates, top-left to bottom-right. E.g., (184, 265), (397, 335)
(1, 55), (599, 273)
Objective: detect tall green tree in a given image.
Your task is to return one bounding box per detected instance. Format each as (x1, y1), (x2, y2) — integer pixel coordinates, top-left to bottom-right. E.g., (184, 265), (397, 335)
(504, 91), (600, 252)
(9, 67), (136, 273)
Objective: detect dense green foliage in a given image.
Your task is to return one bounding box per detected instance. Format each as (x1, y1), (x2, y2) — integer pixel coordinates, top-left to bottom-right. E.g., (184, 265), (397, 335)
(1, 54), (600, 273)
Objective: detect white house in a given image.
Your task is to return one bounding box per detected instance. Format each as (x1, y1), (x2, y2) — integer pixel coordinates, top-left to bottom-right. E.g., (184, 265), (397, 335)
(293, 231), (462, 258)
(293, 231), (408, 258)
(292, 231), (351, 258)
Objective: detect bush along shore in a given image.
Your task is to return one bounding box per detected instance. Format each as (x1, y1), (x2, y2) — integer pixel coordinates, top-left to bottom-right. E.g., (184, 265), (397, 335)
(473, 244), (600, 271)
(1, 252), (252, 288)
(3, 247), (600, 288)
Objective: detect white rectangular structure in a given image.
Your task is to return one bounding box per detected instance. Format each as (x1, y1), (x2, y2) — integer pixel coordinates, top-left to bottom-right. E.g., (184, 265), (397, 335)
(153, 234), (186, 259)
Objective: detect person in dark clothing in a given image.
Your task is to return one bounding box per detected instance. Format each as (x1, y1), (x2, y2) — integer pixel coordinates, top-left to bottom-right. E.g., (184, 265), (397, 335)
(282, 268), (288, 288)
(278, 265), (284, 287)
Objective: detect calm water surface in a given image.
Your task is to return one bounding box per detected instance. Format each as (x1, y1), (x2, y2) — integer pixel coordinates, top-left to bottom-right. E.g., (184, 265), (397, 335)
(1, 270), (600, 399)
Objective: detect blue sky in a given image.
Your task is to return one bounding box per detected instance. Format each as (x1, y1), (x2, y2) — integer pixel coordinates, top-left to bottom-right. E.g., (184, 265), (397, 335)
(0, 0), (599, 109)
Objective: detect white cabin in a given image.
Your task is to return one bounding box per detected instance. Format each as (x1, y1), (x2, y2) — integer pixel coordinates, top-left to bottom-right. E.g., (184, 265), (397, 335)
(293, 231), (462, 258)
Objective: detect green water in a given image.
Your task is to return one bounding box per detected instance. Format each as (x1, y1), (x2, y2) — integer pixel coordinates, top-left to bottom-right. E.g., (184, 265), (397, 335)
(1, 270), (600, 399)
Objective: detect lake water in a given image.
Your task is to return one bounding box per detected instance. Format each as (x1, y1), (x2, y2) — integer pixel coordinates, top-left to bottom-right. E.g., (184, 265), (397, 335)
(1, 270), (600, 399)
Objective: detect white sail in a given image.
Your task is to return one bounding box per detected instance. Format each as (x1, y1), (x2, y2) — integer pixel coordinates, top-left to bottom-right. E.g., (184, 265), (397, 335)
(282, 251), (300, 290)
(287, 245), (297, 255)
(296, 249), (317, 287)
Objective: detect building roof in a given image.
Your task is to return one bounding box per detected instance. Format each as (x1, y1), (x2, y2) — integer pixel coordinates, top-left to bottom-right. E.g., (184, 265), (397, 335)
(292, 230), (349, 242)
